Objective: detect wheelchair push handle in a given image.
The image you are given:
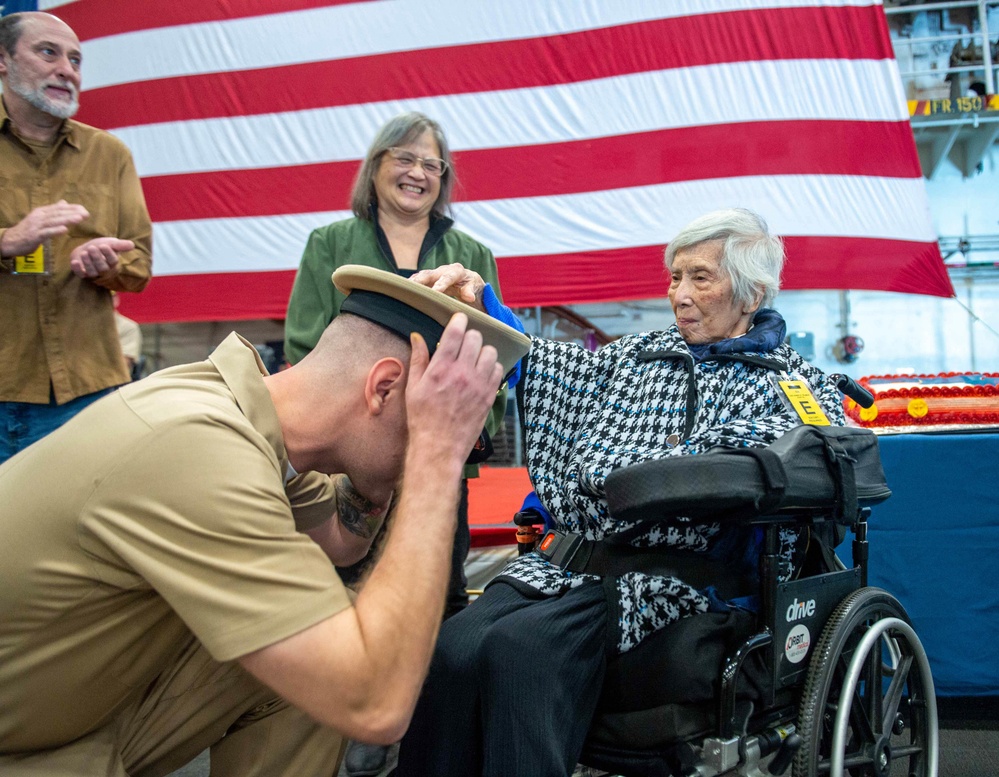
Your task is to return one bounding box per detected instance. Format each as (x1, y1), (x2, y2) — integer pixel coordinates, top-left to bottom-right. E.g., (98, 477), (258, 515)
(830, 373), (874, 409)
(514, 508), (546, 555)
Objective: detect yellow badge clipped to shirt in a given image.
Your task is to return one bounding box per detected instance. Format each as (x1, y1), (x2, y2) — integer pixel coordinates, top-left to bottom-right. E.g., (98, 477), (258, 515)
(775, 378), (831, 426)
(12, 242), (51, 275)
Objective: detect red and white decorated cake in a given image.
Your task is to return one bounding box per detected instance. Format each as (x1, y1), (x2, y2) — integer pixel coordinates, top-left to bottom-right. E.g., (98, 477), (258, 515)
(844, 372), (999, 427)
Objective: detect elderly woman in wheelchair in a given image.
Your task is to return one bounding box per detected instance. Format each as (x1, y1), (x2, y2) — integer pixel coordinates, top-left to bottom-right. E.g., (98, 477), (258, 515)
(396, 208), (937, 777)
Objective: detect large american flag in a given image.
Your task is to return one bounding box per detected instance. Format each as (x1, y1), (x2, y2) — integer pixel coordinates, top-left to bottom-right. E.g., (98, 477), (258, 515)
(29, 0), (953, 322)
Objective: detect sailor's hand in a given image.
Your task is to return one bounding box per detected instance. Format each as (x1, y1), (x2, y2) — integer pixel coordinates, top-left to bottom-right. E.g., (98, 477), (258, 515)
(405, 312), (502, 463)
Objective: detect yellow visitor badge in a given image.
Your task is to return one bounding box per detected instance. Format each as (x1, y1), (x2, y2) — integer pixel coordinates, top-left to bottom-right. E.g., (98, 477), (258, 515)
(13, 243), (50, 275)
(776, 378), (831, 426)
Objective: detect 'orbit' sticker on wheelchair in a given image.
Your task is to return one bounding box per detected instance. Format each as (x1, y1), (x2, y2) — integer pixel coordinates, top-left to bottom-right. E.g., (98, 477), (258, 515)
(784, 624), (811, 664)
(771, 373), (830, 426)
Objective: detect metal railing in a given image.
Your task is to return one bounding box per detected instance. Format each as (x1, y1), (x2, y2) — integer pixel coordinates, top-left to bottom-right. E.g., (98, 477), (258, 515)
(886, 0), (998, 95)
(939, 233), (999, 261)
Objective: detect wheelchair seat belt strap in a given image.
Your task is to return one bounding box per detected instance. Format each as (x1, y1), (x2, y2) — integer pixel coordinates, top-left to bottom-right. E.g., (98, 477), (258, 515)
(536, 530), (755, 600)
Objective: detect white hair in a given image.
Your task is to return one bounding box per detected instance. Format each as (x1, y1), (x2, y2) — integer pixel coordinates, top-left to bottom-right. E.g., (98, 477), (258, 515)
(664, 208), (784, 309)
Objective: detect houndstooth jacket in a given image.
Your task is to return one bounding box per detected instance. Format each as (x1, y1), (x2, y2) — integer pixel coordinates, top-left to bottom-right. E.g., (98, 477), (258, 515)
(494, 315), (847, 654)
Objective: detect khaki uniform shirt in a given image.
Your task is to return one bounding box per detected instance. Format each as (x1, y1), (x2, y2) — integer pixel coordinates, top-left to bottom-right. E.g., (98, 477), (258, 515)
(0, 334), (350, 753)
(0, 98), (153, 404)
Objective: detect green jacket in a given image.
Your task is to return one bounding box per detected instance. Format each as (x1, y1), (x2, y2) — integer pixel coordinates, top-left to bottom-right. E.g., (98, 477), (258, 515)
(284, 214), (507, 478)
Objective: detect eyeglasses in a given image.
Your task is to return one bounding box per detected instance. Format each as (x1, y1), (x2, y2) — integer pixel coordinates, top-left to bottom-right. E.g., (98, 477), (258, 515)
(386, 147), (448, 177)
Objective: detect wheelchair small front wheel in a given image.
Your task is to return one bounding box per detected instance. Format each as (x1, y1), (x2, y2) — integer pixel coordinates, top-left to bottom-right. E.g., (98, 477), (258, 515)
(793, 587), (938, 777)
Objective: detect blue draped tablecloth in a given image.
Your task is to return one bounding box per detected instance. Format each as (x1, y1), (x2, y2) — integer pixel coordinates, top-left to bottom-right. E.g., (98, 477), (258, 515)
(857, 430), (999, 697)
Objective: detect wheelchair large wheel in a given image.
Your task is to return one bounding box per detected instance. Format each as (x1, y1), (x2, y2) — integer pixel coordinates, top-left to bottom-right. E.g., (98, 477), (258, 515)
(793, 588), (938, 777)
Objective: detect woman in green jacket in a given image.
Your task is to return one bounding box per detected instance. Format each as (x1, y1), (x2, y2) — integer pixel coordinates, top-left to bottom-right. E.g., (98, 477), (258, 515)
(284, 113), (508, 775)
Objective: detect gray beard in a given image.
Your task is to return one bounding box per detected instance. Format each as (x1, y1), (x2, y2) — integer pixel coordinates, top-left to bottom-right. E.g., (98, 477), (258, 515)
(11, 81), (79, 120)
(6, 63), (79, 120)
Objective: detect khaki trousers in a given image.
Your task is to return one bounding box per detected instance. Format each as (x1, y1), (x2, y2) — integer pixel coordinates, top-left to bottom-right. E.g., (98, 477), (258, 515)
(0, 637), (347, 777)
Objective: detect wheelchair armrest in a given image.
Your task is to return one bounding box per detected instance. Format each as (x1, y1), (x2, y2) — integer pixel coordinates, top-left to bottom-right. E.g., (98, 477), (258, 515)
(605, 425), (891, 525)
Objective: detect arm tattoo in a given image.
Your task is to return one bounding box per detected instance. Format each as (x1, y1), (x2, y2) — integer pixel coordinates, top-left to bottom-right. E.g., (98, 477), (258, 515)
(333, 475), (388, 539)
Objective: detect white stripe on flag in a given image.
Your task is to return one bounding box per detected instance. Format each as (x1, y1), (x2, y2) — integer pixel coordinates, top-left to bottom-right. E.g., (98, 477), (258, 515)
(113, 58), (908, 178)
(150, 174), (936, 276)
(80, 0), (885, 89)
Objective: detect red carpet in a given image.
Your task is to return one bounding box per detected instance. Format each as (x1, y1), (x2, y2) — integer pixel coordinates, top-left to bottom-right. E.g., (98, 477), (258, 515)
(467, 466), (533, 547)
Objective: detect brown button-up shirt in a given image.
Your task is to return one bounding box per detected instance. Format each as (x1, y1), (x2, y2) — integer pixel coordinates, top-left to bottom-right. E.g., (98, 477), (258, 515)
(0, 99), (153, 404)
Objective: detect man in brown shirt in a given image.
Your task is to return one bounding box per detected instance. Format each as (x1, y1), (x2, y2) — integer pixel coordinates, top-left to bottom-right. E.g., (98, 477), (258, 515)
(0, 266), (530, 776)
(0, 11), (152, 464)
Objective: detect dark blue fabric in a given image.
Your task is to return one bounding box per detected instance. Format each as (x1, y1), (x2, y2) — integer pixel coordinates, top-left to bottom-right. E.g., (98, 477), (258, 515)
(1, 1), (38, 14)
(518, 491), (552, 528)
(687, 308), (787, 362)
(840, 431), (999, 696)
(0, 388), (115, 465)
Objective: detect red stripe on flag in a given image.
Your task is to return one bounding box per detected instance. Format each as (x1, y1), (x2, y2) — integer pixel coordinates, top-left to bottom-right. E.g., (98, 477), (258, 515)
(53, 0), (376, 42)
(498, 246), (672, 308)
(141, 120), (920, 223)
(780, 237), (953, 297)
(114, 249), (670, 323)
(116, 271), (298, 323)
(116, 236), (951, 324)
(503, 238), (953, 306)
(76, 7), (892, 130)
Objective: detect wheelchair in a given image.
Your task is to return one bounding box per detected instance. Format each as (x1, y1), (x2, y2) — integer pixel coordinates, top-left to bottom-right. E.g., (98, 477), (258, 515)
(516, 411), (938, 777)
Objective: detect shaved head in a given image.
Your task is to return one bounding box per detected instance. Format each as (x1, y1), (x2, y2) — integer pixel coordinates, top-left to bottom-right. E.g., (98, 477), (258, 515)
(268, 312), (414, 482)
(301, 313), (412, 379)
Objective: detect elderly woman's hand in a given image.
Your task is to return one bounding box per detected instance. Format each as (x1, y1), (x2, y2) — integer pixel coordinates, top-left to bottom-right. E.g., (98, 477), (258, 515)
(409, 263), (487, 312)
